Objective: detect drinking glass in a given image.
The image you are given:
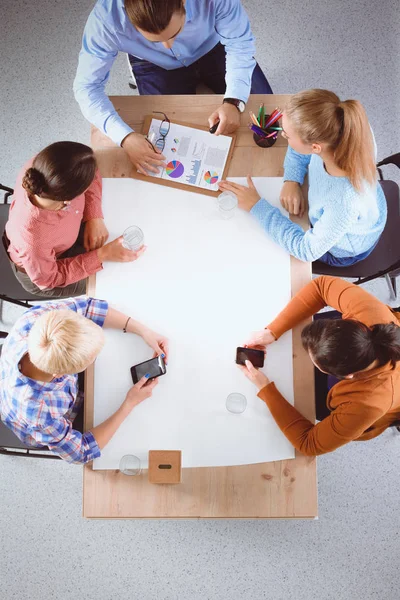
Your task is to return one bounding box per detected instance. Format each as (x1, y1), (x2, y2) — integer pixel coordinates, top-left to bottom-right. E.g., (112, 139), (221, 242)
(119, 454), (141, 476)
(218, 192), (238, 219)
(226, 393), (247, 414)
(122, 226), (144, 251)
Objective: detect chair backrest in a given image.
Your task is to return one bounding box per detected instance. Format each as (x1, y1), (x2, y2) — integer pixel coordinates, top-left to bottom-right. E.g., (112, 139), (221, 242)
(313, 156), (400, 279)
(0, 185), (50, 305)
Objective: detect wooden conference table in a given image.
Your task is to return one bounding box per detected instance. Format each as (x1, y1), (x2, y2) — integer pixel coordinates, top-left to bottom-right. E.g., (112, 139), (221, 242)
(84, 94), (317, 519)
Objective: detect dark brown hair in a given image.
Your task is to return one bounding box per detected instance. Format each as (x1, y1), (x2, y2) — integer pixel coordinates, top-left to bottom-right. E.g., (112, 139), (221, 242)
(124, 0), (185, 33)
(22, 141), (96, 201)
(301, 319), (400, 377)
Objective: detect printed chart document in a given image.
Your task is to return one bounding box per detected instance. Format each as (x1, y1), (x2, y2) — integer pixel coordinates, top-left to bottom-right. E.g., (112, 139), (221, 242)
(146, 118), (232, 192)
(93, 177), (295, 470)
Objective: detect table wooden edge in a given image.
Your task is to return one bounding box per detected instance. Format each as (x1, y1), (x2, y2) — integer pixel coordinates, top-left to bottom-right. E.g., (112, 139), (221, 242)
(83, 257), (316, 519)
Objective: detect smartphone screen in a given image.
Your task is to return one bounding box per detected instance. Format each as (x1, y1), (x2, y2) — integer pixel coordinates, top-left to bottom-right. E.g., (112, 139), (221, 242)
(236, 347), (265, 368)
(131, 356), (166, 384)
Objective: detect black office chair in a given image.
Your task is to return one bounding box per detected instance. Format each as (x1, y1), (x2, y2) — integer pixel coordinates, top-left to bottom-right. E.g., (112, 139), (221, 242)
(0, 184), (52, 308)
(313, 153), (400, 300)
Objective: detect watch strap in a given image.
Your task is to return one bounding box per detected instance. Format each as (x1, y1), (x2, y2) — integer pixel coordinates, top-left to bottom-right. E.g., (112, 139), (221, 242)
(223, 98), (245, 113)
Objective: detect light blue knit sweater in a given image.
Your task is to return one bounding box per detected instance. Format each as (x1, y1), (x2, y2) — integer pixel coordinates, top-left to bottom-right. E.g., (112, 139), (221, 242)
(250, 147), (387, 262)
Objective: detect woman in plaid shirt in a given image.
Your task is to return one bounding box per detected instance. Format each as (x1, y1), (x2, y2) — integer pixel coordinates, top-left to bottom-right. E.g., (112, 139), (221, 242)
(0, 296), (168, 463)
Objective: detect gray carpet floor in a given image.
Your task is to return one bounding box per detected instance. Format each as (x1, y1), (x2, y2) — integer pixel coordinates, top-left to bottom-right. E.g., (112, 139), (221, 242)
(1, 1), (399, 599)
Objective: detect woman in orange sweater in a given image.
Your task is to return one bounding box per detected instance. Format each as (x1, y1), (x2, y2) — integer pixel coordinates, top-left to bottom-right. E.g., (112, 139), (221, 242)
(239, 276), (400, 455)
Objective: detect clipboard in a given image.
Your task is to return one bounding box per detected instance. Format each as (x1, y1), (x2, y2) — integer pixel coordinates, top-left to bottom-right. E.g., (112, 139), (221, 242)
(139, 115), (236, 197)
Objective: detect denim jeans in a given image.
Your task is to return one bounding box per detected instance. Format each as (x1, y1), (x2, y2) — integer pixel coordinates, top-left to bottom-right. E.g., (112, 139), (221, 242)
(129, 42), (273, 95)
(318, 237), (380, 267)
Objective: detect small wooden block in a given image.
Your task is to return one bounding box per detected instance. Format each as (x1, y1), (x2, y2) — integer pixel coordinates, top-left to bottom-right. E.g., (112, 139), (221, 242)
(148, 450), (182, 484)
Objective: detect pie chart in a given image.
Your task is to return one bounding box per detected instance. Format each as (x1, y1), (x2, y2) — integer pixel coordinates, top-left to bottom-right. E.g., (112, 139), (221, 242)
(204, 171), (219, 185)
(166, 160), (184, 178)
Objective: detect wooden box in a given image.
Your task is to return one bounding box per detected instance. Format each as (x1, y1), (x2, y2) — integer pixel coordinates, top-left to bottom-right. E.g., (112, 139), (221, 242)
(148, 450), (182, 484)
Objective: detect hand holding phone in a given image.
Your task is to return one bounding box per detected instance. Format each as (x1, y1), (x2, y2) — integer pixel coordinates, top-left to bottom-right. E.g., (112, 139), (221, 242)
(131, 355), (167, 384)
(243, 328), (276, 351)
(125, 376), (158, 409)
(236, 346), (265, 368)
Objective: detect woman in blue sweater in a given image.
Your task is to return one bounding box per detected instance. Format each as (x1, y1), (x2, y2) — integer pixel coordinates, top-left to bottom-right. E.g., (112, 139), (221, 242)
(219, 89), (387, 265)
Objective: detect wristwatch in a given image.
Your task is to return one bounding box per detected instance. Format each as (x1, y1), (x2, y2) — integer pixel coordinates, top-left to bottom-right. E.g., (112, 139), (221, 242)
(223, 98), (246, 113)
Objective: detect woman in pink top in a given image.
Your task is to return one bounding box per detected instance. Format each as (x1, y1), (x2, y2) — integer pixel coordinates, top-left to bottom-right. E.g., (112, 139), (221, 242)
(5, 141), (144, 298)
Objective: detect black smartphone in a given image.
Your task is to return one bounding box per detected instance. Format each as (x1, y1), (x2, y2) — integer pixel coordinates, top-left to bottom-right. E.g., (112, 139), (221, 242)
(236, 346), (265, 368)
(131, 355), (167, 384)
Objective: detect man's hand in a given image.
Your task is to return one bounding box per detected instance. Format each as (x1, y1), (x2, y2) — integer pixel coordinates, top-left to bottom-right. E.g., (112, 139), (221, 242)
(84, 218), (109, 252)
(238, 360), (270, 391)
(97, 236), (146, 263)
(280, 181), (306, 217)
(122, 132), (166, 175)
(208, 103), (240, 136)
(218, 176), (260, 212)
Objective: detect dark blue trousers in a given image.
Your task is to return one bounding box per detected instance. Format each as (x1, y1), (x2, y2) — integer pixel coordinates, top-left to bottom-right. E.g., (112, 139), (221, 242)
(129, 42), (273, 95)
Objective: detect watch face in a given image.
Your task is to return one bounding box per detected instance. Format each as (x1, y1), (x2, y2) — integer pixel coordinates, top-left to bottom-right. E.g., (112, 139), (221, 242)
(237, 101), (245, 113)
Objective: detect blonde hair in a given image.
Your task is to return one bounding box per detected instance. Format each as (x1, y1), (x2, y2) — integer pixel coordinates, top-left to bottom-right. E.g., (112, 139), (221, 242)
(285, 89), (376, 191)
(28, 310), (105, 375)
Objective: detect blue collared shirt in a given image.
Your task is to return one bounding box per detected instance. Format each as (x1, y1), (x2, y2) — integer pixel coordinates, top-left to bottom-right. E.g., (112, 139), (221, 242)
(0, 296), (108, 464)
(73, 0), (256, 145)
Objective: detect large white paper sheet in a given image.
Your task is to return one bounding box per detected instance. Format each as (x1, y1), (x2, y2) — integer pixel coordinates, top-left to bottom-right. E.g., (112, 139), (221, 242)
(146, 118), (232, 191)
(93, 177), (295, 470)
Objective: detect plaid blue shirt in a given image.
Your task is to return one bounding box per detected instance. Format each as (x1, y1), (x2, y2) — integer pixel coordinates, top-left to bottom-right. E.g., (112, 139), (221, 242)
(0, 296), (108, 464)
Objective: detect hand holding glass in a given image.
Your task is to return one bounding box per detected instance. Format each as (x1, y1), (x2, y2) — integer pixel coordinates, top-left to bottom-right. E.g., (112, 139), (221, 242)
(122, 226), (145, 251)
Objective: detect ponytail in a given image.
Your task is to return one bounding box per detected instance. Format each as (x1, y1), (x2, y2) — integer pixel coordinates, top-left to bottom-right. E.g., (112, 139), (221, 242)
(334, 100), (376, 191)
(285, 89), (377, 191)
(301, 319), (400, 378)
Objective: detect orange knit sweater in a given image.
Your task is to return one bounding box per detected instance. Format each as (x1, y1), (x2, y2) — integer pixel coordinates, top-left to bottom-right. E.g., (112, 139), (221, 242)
(259, 276), (400, 456)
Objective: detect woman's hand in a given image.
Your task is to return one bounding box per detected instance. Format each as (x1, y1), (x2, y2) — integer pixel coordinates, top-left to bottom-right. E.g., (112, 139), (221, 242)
(238, 360), (270, 391)
(280, 181), (306, 217)
(141, 328), (169, 362)
(84, 218), (109, 251)
(218, 176), (261, 212)
(97, 236), (146, 263)
(124, 376), (158, 409)
(243, 328), (276, 352)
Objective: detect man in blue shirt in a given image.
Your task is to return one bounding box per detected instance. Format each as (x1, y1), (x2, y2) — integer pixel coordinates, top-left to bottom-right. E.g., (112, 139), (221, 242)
(74, 0), (272, 175)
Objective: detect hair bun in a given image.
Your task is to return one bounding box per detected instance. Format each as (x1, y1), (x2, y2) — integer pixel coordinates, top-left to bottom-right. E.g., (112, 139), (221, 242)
(22, 167), (46, 195)
(370, 323), (400, 365)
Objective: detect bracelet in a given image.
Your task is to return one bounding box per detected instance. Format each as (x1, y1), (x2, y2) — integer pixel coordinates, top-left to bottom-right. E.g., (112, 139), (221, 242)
(123, 317), (131, 333)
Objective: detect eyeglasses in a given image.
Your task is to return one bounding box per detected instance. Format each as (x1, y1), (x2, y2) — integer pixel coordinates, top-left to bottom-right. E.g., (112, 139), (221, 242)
(146, 111), (170, 152)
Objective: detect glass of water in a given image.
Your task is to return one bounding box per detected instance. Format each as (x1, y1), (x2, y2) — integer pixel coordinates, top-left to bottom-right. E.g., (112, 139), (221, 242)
(226, 393), (247, 414)
(122, 226), (144, 251)
(218, 191), (238, 219)
(119, 454), (141, 476)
